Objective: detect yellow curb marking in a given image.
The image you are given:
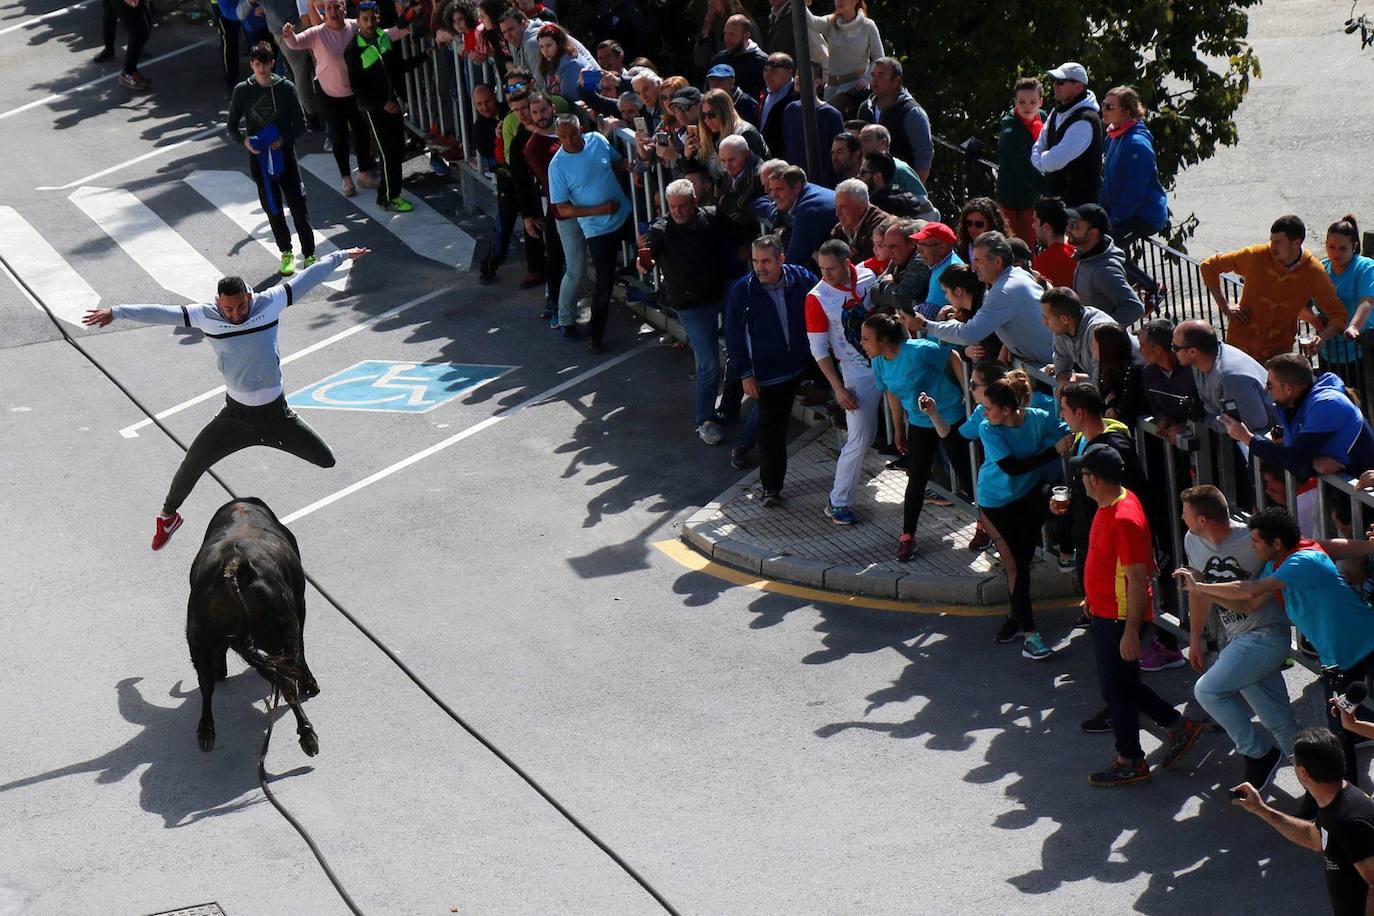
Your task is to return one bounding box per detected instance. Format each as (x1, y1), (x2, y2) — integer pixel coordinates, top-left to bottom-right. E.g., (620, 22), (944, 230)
(654, 539), (1082, 617)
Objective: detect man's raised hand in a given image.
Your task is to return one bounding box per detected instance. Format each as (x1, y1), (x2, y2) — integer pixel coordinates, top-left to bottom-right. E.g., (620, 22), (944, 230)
(344, 247), (372, 260)
(82, 308), (114, 328)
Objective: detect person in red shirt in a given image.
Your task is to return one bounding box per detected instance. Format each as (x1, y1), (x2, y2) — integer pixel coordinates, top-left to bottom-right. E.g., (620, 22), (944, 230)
(1032, 196), (1077, 289)
(860, 216), (894, 275)
(1076, 443), (1204, 787)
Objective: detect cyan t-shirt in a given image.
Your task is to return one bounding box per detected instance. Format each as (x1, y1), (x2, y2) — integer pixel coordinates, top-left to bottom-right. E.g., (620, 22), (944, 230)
(974, 405), (1068, 507)
(871, 338), (964, 428)
(924, 250), (965, 309)
(1321, 254), (1374, 364)
(960, 392), (1061, 485)
(1267, 545), (1374, 669)
(547, 131), (630, 238)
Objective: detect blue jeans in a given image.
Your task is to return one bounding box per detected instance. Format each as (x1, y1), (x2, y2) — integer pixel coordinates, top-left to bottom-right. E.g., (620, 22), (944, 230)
(1193, 626), (1298, 758)
(554, 217), (586, 327)
(675, 304), (722, 426)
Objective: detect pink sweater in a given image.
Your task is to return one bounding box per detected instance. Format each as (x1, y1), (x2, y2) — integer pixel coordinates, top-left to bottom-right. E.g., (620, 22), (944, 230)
(282, 20), (357, 98)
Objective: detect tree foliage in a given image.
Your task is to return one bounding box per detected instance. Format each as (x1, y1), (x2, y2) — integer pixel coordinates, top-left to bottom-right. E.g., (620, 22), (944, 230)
(866, 0), (1262, 191)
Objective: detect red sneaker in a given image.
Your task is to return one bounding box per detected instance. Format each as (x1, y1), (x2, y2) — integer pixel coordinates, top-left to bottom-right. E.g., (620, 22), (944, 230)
(967, 523), (991, 552)
(151, 512), (183, 551)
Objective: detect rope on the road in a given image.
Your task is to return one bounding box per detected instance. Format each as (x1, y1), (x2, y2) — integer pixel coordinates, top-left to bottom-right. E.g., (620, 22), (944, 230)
(1, 252), (682, 916)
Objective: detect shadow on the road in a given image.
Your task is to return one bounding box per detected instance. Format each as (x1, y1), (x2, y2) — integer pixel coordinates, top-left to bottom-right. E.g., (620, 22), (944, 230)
(0, 672), (310, 827)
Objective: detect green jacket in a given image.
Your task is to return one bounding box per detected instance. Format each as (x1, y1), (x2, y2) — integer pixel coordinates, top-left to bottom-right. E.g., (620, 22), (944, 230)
(995, 107), (1046, 210)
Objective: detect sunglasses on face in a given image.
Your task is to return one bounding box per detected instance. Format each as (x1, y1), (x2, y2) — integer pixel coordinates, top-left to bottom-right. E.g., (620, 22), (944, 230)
(1051, 78), (1068, 85)
(963, 219), (988, 229)
(506, 80), (528, 92)
(1171, 343), (1193, 352)
(702, 109), (720, 120)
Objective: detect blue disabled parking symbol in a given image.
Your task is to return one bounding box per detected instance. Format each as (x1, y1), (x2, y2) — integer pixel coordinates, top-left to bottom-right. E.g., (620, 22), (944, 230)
(288, 360), (515, 413)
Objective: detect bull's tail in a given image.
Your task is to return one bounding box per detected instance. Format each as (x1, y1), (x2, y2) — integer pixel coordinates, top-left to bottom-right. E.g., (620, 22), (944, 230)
(222, 556), (313, 704)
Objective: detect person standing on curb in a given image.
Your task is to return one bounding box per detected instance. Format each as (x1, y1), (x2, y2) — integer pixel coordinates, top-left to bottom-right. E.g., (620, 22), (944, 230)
(1076, 443), (1204, 787)
(724, 235), (816, 507)
(345, 1), (433, 213)
(805, 239), (880, 525)
(227, 42), (316, 277)
(80, 248), (371, 551)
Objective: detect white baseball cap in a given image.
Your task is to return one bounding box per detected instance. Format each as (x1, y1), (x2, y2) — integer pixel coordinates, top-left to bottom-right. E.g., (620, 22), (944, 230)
(1047, 61), (1089, 84)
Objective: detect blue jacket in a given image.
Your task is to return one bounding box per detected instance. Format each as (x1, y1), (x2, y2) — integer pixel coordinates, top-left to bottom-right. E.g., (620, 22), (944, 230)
(752, 183), (837, 273)
(1100, 120), (1167, 232)
(723, 264), (818, 386)
(1250, 372), (1374, 479)
(781, 101), (845, 188)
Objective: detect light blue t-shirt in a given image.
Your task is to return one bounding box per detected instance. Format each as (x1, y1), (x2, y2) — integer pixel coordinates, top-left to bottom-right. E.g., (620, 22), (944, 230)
(1267, 545), (1374, 670)
(959, 392), (1061, 485)
(1321, 255), (1374, 364)
(547, 132), (630, 238)
(871, 338), (964, 428)
(974, 406), (1068, 507)
(925, 250), (965, 309)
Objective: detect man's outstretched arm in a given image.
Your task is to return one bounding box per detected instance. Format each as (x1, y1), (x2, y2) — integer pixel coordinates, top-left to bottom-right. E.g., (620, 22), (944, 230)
(281, 247), (370, 305)
(82, 303), (195, 328)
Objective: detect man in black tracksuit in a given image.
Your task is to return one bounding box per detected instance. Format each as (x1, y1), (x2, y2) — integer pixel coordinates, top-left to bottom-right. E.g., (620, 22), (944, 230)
(226, 41), (315, 276)
(343, 1), (430, 212)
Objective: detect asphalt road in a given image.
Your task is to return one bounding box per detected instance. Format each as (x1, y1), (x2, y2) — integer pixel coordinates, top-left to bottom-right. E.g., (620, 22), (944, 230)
(0, 2), (1345, 914)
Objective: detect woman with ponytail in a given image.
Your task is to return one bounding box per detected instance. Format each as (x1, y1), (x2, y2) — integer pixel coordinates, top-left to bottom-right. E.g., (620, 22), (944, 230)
(919, 366), (1069, 660)
(1319, 214), (1374, 379)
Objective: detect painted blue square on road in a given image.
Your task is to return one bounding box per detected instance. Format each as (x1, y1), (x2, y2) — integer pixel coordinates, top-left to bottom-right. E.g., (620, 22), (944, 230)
(288, 360), (515, 413)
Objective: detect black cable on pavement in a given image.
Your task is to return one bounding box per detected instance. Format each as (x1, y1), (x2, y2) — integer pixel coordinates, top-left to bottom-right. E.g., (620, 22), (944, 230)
(1, 253), (681, 916)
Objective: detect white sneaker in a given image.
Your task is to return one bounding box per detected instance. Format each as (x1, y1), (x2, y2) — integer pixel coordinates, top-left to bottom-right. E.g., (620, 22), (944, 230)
(697, 421), (724, 445)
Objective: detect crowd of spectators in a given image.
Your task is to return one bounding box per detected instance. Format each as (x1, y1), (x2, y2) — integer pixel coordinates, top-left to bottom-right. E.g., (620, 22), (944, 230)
(100, 0), (1374, 905)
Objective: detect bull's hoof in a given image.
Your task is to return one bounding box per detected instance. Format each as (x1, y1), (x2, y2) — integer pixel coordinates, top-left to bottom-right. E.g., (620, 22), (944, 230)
(300, 679), (320, 701)
(299, 729), (319, 757)
(197, 729), (216, 753)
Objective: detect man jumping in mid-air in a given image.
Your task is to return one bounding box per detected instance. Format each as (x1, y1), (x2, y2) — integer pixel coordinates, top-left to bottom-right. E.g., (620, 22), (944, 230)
(82, 247), (370, 550)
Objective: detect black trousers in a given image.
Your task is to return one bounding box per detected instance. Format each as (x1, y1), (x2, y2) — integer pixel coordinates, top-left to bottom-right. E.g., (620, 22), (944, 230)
(1322, 654), (1374, 784)
(904, 422), (972, 535)
(542, 209), (566, 308)
(585, 228), (623, 344)
(981, 489), (1045, 633)
(248, 148), (314, 257)
(489, 171), (543, 274)
(1091, 616), (1183, 761)
(756, 376), (803, 494)
(164, 395), (334, 514)
(318, 90), (374, 176)
(361, 106), (406, 204)
(211, 10), (240, 92)
(103, 0), (151, 76)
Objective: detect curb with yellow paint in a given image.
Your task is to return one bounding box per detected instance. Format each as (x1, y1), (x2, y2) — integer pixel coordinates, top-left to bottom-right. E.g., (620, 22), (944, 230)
(654, 539), (1084, 617)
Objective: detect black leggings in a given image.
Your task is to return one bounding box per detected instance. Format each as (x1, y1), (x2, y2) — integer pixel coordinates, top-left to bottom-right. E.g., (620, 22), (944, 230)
(164, 395), (334, 514)
(585, 227), (624, 344)
(981, 488), (1045, 633)
(903, 421), (972, 535)
(318, 90), (375, 177)
(248, 147), (314, 257)
(104, 0), (151, 76)
(362, 106), (406, 205)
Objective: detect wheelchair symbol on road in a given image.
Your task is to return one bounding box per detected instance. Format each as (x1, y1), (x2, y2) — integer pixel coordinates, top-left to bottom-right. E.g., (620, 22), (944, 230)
(288, 360), (515, 413)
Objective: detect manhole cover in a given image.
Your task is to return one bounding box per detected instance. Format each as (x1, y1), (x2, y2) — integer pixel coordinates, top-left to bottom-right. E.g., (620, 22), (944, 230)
(145, 905), (227, 916)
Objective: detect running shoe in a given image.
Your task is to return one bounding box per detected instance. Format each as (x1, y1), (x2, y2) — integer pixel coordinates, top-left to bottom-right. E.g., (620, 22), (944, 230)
(1139, 641), (1186, 672)
(895, 533), (916, 561)
(302, 255), (318, 269)
(384, 197), (414, 213)
(278, 252), (295, 276)
(1089, 756), (1151, 787)
(967, 523), (991, 552)
(1160, 717), (1205, 768)
(94, 47), (115, 63)
(993, 616), (1022, 644)
(825, 502), (857, 525)
(730, 446), (751, 470)
(697, 421), (724, 446)
(1022, 631), (1054, 660)
(760, 490), (782, 508)
(151, 512), (183, 551)
(1080, 708), (1113, 733)
(557, 325), (581, 342)
(1242, 745), (1284, 793)
(118, 72), (150, 92)
(924, 488), (954, 507)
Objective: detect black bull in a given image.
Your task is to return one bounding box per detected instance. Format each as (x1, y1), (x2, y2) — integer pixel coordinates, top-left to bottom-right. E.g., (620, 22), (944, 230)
(187, 498), (320, 756)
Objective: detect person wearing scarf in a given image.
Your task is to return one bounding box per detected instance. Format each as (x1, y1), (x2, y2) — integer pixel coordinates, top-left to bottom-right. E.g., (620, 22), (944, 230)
(995, 76), (1046, 244)
(1099, 85), (1168, 248)
(227, 41), (316, 276)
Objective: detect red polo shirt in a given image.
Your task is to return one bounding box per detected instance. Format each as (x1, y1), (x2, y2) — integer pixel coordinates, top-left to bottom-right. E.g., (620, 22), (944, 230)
(1084, 489), (1155, 621)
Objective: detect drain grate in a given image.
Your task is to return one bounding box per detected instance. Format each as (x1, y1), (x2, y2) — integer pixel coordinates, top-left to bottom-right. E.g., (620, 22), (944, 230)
(145, 905), (227, 916)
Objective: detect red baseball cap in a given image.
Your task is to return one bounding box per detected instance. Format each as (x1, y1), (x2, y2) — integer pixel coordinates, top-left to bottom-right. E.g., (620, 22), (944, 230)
(911, 221), (957, 245)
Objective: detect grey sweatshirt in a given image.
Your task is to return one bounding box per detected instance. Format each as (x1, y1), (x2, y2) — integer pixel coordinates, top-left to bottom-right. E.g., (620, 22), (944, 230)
(924, 265), (1054, 364)
(1052, 304), (1140, 379)
(1192, 342), (1277, 433)
(112, 250), (349, 403)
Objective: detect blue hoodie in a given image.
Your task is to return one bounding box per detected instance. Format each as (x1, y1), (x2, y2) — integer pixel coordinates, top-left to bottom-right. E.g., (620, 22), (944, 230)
(1249, 372), (1374, 478)
(724, 263), (818, 386)
(1100, 120), (1167, 232)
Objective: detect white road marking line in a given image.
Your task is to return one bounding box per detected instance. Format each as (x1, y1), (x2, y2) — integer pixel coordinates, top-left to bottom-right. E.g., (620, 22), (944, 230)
(117, 285), (455, 438)
(0, 206), (100, 327)
(280, 343), (651, 525)
(298, 153), (476, 270)
(37, 124), (222, 191)
(71, 185), (223, 304)
(0, 0), (95, 37)
(184, 169), (350, 291)
(0, 39), (210, 122)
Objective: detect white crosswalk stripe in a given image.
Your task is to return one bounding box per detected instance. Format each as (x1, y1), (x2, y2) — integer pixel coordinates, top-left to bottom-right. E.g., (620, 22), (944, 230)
(299, 153), (476, 270)
(183, 169), (350, 292)
(0, 205), (100, 328)
(70, 185), (223, 304)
